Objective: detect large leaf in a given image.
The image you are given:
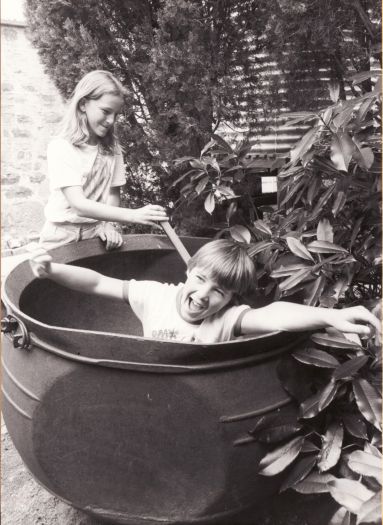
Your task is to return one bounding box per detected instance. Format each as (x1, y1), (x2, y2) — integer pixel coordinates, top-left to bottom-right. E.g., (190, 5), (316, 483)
(353, 140), (374, 170)
(353, 379), (382, 430)
(270, 264), (311, 278)
(279, 268), (314, 292)
(311, 333), (361, 350)
(279, 455), (317, 492)
(286, 237), (315, 262)
(293, 347), (339, 368)
(294, 472), (336, 494)
(229, 225), (251, 243)
(332, 191), (347, 218)
(226, 201), (237, 222)
(342, 413), (368, 440)
(318, 380), (339, 412)
(204, 193), (215, 214)
(281, 111), (317, 127)
(333, 356), (369, 380)
(329, 507), (351, 525)
(317, 218), (334, 243)
(347, 450), (382, 482)
(247, 241), (279, 257)
(311, 184), (337, 218)
(211, 133), (233, 153)
(318, 422), (344, 472)
(303, 275), (327, 306)
(290, 128), (319, 164)
(300, 390), (322, 419)
(307, 241), (348, 254)
(249, 413), (302, 444)
(357, 491), (382, 525)
(253, 219), (272, 236)
(258, 436), (305, 476)
(333, 105), (356, 130)
(330, 132), (355, 172)
(355, 97), (375, 127)
(190, 158), (206, 170)
(279, 178), (306, 207)
(171, 168), (201, 187)
(364, 443), (382, 459)
(347, 70), (382, 84)
(328, 479), (374, 514)
(195, 176), (209, 195)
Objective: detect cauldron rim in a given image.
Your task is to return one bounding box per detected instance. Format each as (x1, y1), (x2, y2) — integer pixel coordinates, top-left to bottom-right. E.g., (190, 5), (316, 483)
(2, 235), (309, 370)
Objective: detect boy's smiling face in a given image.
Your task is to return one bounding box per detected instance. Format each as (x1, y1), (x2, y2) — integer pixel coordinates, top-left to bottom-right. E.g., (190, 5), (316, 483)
(177, 267), (234, 323)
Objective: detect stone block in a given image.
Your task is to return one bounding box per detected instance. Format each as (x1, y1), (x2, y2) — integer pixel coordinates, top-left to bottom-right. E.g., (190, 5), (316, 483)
(5, 186), (33, 199)
(44, 112), (62, 124)
(30, 173), (46, 183)
(1, 200), (45, 240)
(1, 173), (20, 185)
(12, 128), (31, 138)
(17, 114), (32, 124)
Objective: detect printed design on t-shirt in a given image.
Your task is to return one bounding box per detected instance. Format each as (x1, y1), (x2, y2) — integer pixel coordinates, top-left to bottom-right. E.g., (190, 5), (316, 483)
(83, 151), (113, 203)
(152, 328), (179, 340)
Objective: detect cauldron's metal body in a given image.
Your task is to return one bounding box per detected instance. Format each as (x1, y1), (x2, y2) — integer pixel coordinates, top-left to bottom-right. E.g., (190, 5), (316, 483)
(2, 236), (306, 525)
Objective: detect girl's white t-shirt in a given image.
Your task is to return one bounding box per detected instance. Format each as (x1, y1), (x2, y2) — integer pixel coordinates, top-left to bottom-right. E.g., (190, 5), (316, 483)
(44, 137), (126, 224)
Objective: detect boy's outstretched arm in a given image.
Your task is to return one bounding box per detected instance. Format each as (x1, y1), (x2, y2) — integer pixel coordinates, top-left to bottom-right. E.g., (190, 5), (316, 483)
(240, 302), (381, 341)
(29, 248), (124, 300)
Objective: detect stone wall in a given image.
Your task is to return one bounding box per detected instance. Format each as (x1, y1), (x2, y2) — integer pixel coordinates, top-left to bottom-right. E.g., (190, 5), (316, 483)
(1, 20), (65, 251)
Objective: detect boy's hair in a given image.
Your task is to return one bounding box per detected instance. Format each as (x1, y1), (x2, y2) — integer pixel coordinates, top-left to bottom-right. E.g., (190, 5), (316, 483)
(187, 239), (256, 296)
(59, 70), (128, 153)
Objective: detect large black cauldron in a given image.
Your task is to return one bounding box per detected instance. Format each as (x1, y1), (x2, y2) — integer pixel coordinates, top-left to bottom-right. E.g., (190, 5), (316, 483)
(1, 235), (306, 525)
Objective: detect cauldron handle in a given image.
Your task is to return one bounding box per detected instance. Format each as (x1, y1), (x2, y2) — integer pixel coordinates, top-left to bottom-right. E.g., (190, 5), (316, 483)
(160, 221), (191, 265)
(1, 313), (30, 350)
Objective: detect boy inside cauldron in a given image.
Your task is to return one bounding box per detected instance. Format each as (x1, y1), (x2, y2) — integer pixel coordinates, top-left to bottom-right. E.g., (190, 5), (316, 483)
(29, 239), (381, 344)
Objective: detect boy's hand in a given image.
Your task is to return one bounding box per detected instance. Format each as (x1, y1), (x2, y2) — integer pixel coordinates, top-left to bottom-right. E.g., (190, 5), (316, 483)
(29, 248), (53, 278)
(98, 222), (123, 251)
(330, 305), (382, 344)
(130, 205), (168, 228)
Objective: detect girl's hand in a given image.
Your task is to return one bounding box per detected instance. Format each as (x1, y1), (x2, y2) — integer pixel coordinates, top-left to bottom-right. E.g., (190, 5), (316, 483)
(29, 248), (53, 278)
(130, 205), (168, 227)
(98, 223), (123, 251)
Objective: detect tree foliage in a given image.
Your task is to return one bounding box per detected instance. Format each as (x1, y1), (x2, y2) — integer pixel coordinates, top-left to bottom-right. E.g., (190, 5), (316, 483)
(25, 0), (381, 218)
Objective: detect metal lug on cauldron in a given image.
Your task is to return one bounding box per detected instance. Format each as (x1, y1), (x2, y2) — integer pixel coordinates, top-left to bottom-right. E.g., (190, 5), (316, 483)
(1, 315), (19, 333)
(1, 314), (30, 350)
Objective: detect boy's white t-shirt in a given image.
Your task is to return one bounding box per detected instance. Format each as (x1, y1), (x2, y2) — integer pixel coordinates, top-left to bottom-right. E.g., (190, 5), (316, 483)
(125, 279), (250, 343)
(44, 137), (126, 224)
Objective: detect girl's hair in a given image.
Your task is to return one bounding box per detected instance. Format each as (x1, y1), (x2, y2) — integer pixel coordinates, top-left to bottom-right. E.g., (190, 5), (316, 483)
(59, 70), (127, 153)
(187, 239), (256, 296)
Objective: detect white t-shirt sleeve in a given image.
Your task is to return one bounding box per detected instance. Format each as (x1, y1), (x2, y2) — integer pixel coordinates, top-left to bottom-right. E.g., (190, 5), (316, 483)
(210, 304), (251, 342)
(125, 279), (162, 323)
(47, 138), (83, 189)
(110, 144), (126, 187)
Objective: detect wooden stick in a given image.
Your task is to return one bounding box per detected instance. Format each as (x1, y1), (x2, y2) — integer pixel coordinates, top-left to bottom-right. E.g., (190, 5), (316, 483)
(160, 221), (191, 265)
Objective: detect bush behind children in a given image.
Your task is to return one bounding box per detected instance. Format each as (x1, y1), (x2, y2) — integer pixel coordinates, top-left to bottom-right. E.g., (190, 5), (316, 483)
(39, 70), (168, 251)
(30, 239), (381, 345)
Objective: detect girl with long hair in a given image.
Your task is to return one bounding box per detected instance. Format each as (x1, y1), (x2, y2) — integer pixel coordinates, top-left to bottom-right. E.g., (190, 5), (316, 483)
(40, 70), (167, 250)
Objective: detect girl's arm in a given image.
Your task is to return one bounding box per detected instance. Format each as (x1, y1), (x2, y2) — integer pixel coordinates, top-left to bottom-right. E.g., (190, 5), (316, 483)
(61, 186), (168, 227)
(240, 302), (381, 339)
(29, 249), (124, 300)
(99, 186), (123, 250)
